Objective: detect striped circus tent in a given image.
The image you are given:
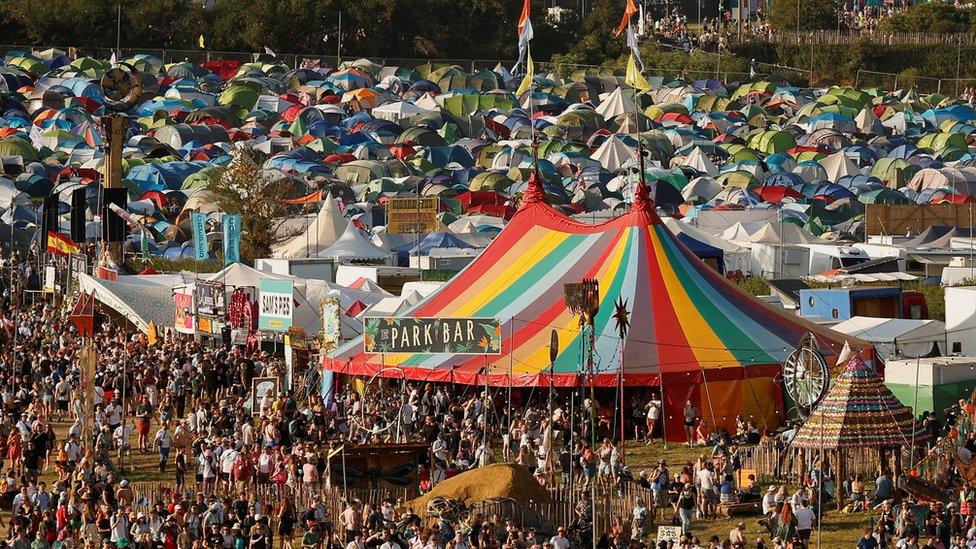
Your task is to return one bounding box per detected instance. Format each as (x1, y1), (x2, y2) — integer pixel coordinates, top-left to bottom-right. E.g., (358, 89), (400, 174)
(324, 178), (861, 438)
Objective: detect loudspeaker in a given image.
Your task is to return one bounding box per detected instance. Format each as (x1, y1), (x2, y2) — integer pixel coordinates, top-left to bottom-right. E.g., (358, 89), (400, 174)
(40, 195), (59, 249)
(101, 188), (127, 242)
(70, 188), (87, 244)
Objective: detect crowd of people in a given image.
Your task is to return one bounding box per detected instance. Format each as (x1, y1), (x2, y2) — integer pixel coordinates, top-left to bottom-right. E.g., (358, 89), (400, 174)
(0, 245), (970, 549)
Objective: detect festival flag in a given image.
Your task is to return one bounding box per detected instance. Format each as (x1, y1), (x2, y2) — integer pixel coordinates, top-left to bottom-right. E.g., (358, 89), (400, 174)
(625, 25), (650, 92)
(47, 231), (79, 256)
(282, 190), (324, 205)
(147, 320), (158, 346)
(513, 0), (534, 74)
(615, 0), (639, 37)
(625, 52), (650, 92)
(516, 52), (534, 97)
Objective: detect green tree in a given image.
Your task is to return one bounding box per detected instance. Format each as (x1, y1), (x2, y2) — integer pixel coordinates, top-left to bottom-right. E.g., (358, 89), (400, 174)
(768, 0), (840, 32)
(880, 2), (971, 34)
(206, 149), (305, 263)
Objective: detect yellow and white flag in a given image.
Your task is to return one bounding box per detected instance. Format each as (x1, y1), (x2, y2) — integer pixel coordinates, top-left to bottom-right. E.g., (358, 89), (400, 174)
(516, 52), (535, 97)
(624, 23), (649, 92)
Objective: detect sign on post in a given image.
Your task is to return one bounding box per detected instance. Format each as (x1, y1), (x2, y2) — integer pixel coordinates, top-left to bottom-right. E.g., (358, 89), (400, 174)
(387, 197), (438, 234)
(656, 526), (683, 543)
(363, 317), (501, 354)
(259, 279), (295, 331)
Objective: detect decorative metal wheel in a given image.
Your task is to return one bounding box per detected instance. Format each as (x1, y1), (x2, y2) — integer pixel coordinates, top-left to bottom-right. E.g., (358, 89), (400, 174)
(783, 333), (829, 418)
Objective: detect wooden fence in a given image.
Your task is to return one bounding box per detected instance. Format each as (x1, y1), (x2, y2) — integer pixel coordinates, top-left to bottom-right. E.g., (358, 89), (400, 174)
(124, 480), (655, 536)
(740, 440), (912, 485)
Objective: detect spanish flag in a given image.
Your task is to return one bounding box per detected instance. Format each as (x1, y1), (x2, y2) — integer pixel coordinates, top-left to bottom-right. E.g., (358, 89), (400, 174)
(47, 231), (80, 256)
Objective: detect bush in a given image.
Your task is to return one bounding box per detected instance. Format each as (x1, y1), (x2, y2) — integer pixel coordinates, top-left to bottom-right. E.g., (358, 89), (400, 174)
(880, 3), (972, 34)
(897, 67), (922, 89)
(767, 0), (840, 32)
(732, 276), (770, 296)
(126, 257), (225, 274)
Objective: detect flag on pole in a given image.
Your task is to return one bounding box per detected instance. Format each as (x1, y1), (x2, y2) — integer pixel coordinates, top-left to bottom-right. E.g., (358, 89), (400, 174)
(47, 231), (79, 256)
(625, 52), (650, 92)
(264, 46), (276, 57)
(516, 52), (534, 97)
(198, 34), (205, 49)
(513, 0), (534, 74)
(615, 0), (639, 37)
(623, 14), (648, 91)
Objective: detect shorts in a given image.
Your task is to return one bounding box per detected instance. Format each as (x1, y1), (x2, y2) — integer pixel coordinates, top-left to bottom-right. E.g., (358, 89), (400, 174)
(57, 401), (69, 411)
(798, 529), (811, 541)
(684, 420), (695, 427)
(138, 421), (150, 436)
(654, 490), (669, 507)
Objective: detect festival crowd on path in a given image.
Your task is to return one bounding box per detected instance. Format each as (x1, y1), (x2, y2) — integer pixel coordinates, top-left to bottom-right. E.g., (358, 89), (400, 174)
(0, 252), (968, 549)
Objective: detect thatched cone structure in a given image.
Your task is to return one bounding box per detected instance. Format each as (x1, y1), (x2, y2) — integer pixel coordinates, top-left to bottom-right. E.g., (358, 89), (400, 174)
(791, 356), (928, 508)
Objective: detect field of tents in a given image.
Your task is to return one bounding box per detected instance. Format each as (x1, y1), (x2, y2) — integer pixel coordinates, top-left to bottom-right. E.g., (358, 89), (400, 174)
(5, 50), (976, 262)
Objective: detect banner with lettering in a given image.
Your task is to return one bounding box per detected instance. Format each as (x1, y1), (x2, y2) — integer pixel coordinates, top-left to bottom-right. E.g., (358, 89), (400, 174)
(258, 279), (294, 331)
(191, 212), (208, 261)
(363, 317), (501, 354)
(222, 213), (241, 265)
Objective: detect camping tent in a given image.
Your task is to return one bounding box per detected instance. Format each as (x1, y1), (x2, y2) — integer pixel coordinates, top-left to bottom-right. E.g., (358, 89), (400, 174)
(324, 178), (862, 439)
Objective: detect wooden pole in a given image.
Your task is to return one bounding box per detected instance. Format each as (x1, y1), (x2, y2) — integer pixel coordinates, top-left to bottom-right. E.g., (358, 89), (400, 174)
(834, 449), (845, 511)
(101, 115), (125, 262)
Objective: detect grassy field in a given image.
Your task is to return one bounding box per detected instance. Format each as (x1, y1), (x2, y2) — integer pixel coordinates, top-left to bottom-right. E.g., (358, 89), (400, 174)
(625, 441), (871, 546)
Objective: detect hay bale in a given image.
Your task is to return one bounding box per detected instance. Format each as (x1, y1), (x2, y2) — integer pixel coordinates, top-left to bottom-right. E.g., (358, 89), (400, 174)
(408, 463), (553, 512)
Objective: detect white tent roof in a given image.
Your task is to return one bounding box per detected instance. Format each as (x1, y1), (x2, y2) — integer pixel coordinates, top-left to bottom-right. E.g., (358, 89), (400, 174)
(675, 147), (719, 177)
(820, 151), (860, 182)
(831, 316), (946, 360)
(681, 176), (722, 202)
(721, 221), (756, 243)
(372, 100), (431, 122)
(595, 87), (637, 120)
(272, 194), (347, 258)
(314, 223), (391, 262)
(662, 217), (748, 254)
(181, 263), (388, 340)
(590, 135), (635, 172)
(79, 273), (176, 333)
(746, 222), (820, 244)
(855, 107), (883, 134)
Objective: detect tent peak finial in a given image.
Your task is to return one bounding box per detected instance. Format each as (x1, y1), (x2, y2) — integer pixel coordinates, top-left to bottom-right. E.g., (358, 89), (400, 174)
(631, 180), (653, 212)
(522, 170), (546, 205)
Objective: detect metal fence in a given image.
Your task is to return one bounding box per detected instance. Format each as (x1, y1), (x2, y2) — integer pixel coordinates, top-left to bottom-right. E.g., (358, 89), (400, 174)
(855, 69), (976, 95)
(763, 31), (976, 46)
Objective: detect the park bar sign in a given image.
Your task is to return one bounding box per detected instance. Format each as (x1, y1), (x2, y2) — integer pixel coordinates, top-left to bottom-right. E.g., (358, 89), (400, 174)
(363, 317), (501, 354)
